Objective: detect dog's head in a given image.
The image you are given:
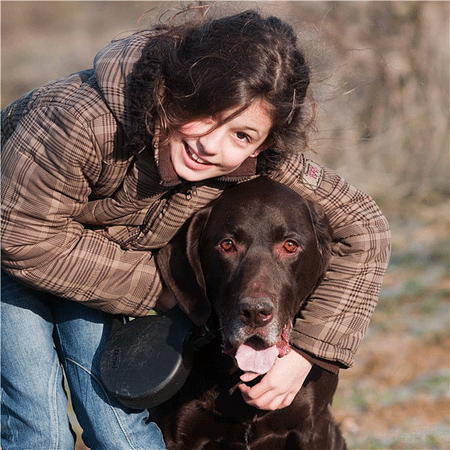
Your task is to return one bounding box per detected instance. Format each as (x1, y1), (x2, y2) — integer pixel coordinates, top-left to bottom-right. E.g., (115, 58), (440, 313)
(157, 178), (332, 374)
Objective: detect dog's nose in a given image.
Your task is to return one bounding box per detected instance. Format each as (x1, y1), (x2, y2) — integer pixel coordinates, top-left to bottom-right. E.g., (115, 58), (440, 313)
(238, 298), (274, 328)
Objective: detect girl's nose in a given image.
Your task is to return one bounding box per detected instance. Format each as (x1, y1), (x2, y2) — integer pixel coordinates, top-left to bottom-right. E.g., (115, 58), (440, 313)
(197, 128), (224, 156)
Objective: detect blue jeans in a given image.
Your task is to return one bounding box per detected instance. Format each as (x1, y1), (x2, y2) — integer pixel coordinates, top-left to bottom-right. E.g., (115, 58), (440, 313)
(1, 271), (166, 450)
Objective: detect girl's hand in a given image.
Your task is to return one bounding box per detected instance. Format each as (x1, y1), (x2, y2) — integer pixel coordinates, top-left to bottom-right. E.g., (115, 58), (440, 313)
(238, 350), (312, 410)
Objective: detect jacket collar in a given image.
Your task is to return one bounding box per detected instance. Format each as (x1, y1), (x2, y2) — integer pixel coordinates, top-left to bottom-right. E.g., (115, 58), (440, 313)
(156, 141), (257, 187)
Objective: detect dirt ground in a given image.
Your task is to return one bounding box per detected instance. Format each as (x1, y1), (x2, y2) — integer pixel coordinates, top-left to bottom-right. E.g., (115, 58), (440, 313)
(332, 202), (449, 449)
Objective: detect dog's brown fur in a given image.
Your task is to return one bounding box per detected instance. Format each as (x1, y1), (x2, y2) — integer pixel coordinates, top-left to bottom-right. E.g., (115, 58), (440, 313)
(155, 178), (346, 450)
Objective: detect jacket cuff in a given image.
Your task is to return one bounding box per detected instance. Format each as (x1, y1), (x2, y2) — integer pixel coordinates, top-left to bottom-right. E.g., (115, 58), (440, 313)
(292, 347), (343, 374)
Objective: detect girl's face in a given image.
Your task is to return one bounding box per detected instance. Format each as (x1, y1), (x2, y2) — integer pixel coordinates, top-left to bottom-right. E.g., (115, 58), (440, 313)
(168, 99), (273, 182)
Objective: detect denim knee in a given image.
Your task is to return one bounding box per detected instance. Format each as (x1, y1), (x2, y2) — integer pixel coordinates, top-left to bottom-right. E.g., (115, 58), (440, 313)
(1, 272), (75, 449)
(1, 272), (166, 450)
(53, 298), (167, 449)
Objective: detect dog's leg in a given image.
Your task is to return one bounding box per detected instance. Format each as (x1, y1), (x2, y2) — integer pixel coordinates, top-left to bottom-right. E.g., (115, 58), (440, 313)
(305, 406), (346, 450)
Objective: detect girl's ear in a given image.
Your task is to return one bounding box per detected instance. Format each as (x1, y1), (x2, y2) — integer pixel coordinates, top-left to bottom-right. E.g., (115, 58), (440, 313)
(250, 143), (268, 157)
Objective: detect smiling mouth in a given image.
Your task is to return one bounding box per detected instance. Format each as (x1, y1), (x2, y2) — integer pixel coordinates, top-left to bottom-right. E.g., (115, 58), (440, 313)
(184, 142), (212, 166)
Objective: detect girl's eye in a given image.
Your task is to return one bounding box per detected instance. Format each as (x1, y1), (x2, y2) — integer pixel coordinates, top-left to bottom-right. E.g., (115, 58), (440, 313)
(235, 132), (251, 143)
(219, 239), (236, 253)
(283, 240), (299, 254)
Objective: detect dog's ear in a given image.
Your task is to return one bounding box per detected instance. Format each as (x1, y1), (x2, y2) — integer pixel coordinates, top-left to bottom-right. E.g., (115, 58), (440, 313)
(157, 208), (211, 326)
(306, 200), (333, 278)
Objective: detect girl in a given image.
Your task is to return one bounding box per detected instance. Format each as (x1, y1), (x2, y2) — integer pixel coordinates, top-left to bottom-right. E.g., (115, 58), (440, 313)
(1, 9), (390, 450)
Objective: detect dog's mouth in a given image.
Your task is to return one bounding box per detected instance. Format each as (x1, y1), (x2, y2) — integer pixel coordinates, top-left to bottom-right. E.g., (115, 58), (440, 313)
(223, 324), (292, 375)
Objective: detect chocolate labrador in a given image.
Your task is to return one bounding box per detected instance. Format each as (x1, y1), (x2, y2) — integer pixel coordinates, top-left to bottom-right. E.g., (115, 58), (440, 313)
(155, 177), (346, 450)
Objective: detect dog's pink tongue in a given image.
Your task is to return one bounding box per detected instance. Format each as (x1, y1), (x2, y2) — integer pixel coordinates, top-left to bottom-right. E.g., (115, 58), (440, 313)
(235, 343), (279, 374)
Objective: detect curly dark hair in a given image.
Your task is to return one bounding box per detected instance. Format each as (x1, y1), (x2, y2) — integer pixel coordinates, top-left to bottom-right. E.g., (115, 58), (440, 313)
(124, 10), (313, 174)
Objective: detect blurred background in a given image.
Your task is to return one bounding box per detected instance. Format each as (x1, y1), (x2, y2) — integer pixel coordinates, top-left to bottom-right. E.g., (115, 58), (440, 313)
(2, 1), (449, 449)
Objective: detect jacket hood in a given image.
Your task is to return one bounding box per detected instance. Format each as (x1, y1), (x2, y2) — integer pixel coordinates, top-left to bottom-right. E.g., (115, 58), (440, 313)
(93, 32), (152, 128)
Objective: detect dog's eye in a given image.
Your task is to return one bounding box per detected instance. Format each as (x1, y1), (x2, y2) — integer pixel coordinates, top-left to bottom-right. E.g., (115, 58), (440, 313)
(283, 240), (299, 253)
(219, 239), (236, 253)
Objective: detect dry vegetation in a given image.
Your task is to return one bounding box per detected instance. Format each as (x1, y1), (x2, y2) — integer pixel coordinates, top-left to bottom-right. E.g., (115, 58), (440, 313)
(2, 2), (448, 449)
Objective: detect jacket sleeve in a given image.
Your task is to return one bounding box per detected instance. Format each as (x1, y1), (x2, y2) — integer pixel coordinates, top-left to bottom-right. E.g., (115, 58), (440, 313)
(1, 105), (162, 316)
(270, 152), (391, 367)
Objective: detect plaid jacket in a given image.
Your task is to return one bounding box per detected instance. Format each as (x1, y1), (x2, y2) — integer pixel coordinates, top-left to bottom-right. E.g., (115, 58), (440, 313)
(1, 32), (390, 367)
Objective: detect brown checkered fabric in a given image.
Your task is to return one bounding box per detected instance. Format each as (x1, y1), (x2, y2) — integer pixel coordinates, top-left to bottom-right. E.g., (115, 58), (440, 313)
(1, 33), (390, 367)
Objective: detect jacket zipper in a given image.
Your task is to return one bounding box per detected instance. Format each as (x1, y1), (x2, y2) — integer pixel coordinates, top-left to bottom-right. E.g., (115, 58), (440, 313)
(121, 184), (197, 246)
(121, 197), (165, 247)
